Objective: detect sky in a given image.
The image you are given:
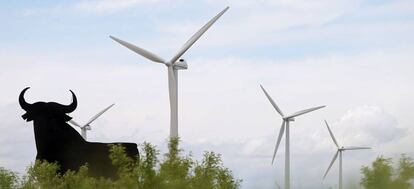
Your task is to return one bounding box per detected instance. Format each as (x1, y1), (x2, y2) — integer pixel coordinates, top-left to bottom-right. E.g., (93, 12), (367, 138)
(0, 0), (414, 188)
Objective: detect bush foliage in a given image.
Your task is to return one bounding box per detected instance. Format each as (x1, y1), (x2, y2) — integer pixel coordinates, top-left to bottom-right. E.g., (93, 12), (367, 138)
(3, 138), (414, 189)
(361, 154), (414, 189)
(0, 138), (241, 189)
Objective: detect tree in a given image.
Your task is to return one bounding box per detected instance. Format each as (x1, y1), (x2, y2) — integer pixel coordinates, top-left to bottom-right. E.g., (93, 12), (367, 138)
(3, 138), (241, 189)
(191, 152), (241, 189)
(136, 142), (161, 189)
(394, 154), (414, 189)
(20, 160), (62, 189)
(159, 137), (193, 189)
(361, 154), (414, 189)
(361, 156), (393, 189)
(0, 167), (18, 189)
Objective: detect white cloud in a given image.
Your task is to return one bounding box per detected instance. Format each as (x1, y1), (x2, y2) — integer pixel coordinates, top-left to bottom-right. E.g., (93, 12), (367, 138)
(1, 45), (413, 188)
(2, 1), (414, 188)
(152, 0), (414, 53)
(358, 0), (414, 17)
(334, 105), (404, 146)
(73, 0), (160, 13)
(156, 0), (360, 47)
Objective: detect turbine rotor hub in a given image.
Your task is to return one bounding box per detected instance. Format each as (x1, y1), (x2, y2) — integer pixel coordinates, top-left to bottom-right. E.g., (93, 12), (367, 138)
(283, 117), (295, 122)
(165, 61), (172, 66)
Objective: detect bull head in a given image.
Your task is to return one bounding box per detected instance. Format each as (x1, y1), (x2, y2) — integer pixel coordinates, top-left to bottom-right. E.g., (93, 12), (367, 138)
(19, 87), (77, 122)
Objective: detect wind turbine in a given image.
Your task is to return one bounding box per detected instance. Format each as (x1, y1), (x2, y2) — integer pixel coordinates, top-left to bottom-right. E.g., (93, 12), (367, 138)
(110, 7), (229, 138)
(69, 104), (115, 140)
(260, 85), (325, 189)
(323, 120), (371, 189)
(275, 181), (282, 189)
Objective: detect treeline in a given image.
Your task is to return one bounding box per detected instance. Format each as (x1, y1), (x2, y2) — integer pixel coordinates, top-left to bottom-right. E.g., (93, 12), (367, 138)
(0, 138), (241, 189)
(360, 154), (414, 189)
(1, 139), (414, 189)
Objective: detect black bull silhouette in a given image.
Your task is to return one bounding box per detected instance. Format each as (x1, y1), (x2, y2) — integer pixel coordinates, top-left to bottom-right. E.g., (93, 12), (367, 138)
(19, 87), (139, 179)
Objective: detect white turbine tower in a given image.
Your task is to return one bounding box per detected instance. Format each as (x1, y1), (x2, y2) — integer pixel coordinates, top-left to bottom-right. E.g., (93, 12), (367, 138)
(69, 104), (115, 140)
(260, 85), (325, 189)
(323, 120), (371, 189)
(110, 7), (229, 138)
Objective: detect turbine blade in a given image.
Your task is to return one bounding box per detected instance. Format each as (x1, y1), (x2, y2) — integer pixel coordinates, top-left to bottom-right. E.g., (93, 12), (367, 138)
(325, 120), (339, 148)
(169, 6), (229, 63)
(110, 35), (166, 64)
(323, 151), (339, 179)
(69, 120), (82, 128)
(272, 121), (285, 164)
(260, 85), (284, 117)
(85, 104), (115, 126)
(343, 147), (372, 150)
(285, 105), (325, 119)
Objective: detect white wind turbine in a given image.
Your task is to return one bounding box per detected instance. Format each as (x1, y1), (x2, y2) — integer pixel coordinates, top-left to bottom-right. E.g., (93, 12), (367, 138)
(323, 120), (371, 189)
(275, 181), (281, 189)
(69, 104), (115, 140)
(260, 85), (325, 189)
(110, 7), (229, 138)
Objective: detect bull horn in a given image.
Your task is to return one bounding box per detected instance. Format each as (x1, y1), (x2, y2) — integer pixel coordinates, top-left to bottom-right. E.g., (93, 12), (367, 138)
(61, 90), (77, 113)
(19, 87), (32, 111)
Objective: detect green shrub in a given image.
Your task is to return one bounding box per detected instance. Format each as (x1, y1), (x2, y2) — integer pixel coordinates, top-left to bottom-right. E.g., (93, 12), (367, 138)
(1, 138), (241, 189)
(0, 167), (18, 189)
(361, 154), (414, 189)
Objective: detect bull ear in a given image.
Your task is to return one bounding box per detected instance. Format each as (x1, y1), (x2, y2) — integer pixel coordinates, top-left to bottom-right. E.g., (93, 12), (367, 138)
(21, 113), (33, 122)
(61, 90), (77, 113)
(64, 115), (73, 122)
(19, 87), (32, 111)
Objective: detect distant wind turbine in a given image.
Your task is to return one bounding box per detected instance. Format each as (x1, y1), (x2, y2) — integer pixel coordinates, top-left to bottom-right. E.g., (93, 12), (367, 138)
(275, 181), (281, 189)
(110, 7), (229, 138)
(69, 104), (115, 140)
(260, 85), (325, 189)
(323, 120), (371, 189)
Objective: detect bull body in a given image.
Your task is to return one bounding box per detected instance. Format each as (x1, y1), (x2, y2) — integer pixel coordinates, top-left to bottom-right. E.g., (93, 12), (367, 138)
(19, 87), (139, 179)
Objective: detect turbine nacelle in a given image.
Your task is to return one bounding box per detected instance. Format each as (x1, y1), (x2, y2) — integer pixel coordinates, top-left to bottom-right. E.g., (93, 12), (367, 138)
(84, 125), (92, 130)
(283, 117), (295, 122)
(174, 59), (188, 70)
